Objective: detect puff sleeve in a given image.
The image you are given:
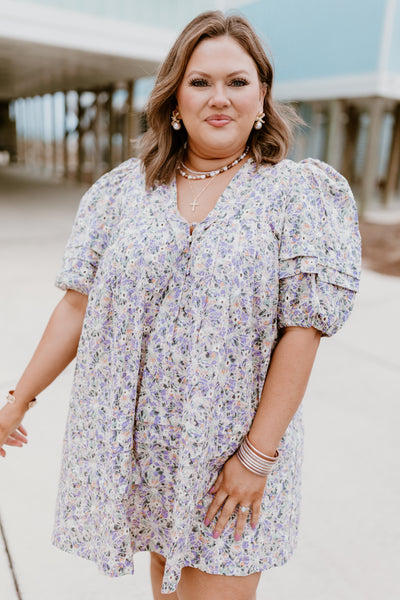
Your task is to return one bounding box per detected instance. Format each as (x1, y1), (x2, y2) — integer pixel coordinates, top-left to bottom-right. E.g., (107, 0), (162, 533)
(277, 158), (361, 337)
(54, 160), (135, 295)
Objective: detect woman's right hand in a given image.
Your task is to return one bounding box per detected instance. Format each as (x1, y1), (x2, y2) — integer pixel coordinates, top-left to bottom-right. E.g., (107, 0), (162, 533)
(0, 403), (29, 458)
(0, 290), (88, 459)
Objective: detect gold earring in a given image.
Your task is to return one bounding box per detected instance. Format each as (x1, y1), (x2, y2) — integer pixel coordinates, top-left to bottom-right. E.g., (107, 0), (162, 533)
(254, 112), (265, 130)
(171, 109), (181, 130)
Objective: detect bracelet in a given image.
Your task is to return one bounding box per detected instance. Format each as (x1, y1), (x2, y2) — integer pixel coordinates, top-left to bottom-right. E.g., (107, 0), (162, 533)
(236, 434), (279, 477)
(6, 390), (37, 410)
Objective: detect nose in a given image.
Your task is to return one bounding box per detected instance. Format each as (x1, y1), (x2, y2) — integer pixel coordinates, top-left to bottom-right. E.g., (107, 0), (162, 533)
(208, 82), (231, 108)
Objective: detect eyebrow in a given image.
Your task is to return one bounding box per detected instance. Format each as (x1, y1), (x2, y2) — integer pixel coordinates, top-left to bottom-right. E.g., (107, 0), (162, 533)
(186, 70), (250, 78)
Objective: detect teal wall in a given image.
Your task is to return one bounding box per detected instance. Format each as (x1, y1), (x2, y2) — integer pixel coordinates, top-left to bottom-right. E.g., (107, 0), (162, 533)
(388, 0), (400, 72)
(18, 0), (217, 30)
(240, 0), (387, 81)
(17, 0), (400, 81)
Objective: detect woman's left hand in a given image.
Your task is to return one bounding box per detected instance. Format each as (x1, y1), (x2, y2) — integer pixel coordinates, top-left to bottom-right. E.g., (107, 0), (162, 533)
(204, 453), (268, 541)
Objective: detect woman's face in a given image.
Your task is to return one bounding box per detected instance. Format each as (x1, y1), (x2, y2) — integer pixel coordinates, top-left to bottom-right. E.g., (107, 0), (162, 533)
(176, 35), (266, 159)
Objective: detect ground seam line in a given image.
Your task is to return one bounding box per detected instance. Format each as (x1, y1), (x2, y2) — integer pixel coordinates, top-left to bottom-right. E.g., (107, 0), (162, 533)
(0, 513), (23, 600)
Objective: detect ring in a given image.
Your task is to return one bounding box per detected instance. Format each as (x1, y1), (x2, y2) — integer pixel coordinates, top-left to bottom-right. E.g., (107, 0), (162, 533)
(239, 505), (250, 513)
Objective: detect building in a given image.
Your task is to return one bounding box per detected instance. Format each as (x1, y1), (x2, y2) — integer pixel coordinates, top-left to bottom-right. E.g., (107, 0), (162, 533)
(241, 0), (400, 213)
(0, 0), (231, 181)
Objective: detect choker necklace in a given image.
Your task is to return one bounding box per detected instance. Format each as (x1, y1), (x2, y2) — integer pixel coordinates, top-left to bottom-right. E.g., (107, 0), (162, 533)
(178, 146), (249, 180)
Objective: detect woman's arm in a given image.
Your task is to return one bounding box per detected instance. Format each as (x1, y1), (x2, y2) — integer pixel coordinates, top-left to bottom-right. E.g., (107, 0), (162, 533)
(204, 326), (321, 540)
(0, 289), (88, 457)
(248, 325), (321, 456)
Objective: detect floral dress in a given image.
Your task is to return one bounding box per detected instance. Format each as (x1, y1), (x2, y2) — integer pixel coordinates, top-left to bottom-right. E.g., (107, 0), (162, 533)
(51, 156), (361, 594)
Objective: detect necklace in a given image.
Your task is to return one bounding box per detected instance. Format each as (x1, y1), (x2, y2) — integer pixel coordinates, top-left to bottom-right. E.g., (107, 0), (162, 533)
(185, 176), (215, 212)
(178, 146), (249, 180)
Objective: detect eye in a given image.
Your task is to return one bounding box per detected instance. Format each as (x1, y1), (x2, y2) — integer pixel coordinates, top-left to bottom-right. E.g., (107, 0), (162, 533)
(188, 78), (209, 87)
(230, 78), (249, 87)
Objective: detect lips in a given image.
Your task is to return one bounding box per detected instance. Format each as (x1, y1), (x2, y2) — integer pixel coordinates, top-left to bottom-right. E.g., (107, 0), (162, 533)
(205, 114), (232, 127)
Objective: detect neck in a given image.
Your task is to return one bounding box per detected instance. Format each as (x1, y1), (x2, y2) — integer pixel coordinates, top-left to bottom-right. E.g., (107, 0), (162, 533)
(185, 144), (248, 173)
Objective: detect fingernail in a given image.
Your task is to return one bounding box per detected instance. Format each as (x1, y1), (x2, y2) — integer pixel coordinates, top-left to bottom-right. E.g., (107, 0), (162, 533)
(209, 486), (216, 494)
(234, 533), (241, 541)
(251, 523), (257, 530)
(204, 518), (210, 527)
(212, 530), (220, 539)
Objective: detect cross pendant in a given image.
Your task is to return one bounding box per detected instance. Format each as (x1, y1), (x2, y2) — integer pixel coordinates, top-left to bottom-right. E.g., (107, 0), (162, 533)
(190, 198), (199, 211)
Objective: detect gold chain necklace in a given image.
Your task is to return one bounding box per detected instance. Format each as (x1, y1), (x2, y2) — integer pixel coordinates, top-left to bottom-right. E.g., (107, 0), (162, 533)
(185, 176), (215, 212)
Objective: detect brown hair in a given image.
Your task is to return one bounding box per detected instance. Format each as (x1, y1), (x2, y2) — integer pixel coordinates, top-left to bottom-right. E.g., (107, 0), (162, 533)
(140, 10), (300, 189)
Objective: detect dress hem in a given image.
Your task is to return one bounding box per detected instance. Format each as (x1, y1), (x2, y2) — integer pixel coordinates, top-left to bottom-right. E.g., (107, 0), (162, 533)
(52, 534), (297, 593)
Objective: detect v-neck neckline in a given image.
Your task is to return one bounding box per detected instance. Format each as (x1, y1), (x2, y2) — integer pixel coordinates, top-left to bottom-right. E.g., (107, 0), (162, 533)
(167, 157), (255, 233)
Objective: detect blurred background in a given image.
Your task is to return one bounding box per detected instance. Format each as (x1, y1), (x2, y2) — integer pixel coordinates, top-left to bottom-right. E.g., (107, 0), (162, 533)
(1, 0), (400, 216)
(0, 2), (399, 600)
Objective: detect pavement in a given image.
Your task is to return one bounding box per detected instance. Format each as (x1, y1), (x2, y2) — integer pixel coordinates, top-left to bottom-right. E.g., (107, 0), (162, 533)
(0, 164), (399, 600)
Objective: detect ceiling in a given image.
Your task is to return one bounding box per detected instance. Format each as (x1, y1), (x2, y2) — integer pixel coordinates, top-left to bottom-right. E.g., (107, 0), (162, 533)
(0, 36), (160, 100)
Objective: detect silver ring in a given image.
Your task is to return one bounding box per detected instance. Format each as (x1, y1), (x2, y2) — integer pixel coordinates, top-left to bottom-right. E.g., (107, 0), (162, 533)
(239, 505), (250, 513)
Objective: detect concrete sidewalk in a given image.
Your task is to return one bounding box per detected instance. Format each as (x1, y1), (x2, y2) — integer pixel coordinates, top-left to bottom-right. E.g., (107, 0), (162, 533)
(0, 165), (399, 600)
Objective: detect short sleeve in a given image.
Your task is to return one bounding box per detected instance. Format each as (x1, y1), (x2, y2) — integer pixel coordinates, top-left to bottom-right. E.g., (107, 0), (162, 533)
(55, 159), (138, 295)
(277, 158), (361, 337)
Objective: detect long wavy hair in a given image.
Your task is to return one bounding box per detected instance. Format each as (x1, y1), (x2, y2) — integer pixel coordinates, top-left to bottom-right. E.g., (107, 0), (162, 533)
(140, 10), (300, 189)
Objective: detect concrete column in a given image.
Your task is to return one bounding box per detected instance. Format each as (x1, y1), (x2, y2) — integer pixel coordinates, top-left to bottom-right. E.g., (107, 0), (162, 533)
(359, 98), (384, 217)
(107, 86), (113, 170)
(28, 97), (38, 169)
(42, 95), (48, 171)
(383, 103), (400, 206)
(34, 96), (41, 168)
(292, 101), (311, 162)
(15, 99), (26, 164)
(77, 91), (84, 182)
(28, 97), (34, 167)
(52, 93), (58, 176)
(342, 104), (360, 185)
(94, 90), (102, 180)
(126, 80), (142, 159)
(131, 111), (142, 158)
(21, 98), (28, 165)
(63, 92), (69, 179)
(42, 94), (50, 172)
(25, 97), (31, 167)
(36, 95), (45, 172)
(325, 99), (342, 169)
(0, 101), (17, 163)
(124, 80), (134, 161)
(307, 103), (327, 159)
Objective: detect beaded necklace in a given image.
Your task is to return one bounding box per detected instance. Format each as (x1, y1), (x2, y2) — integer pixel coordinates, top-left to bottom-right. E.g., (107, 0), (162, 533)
(178, 146), (249, 180)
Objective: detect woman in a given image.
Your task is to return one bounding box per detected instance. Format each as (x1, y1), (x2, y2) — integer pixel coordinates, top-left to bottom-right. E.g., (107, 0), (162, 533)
(0, 11), (361, 600)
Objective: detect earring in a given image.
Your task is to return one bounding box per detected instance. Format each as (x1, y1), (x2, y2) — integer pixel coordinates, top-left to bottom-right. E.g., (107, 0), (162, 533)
(254, 112), (265, 130)
(171, 109), (181, 130)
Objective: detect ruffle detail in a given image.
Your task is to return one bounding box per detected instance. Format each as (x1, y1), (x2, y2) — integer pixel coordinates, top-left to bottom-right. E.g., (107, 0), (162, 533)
(277, 272), (357, 337)
(277, 158), (361, 335)
(278, 157), (361, 291)
(279, 255), (359, 292)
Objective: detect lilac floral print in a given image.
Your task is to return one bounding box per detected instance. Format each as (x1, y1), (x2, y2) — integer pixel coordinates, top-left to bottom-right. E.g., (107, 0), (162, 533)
(52, 157), (361, 594)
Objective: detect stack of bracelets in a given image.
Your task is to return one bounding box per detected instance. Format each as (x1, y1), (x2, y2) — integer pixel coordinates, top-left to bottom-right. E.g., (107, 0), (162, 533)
(236, 434), (279, 477)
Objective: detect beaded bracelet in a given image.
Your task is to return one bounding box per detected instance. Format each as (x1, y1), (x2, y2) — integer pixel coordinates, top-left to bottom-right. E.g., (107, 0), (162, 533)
(236, 434), (279, 477)
(5, 390), (37, 410)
